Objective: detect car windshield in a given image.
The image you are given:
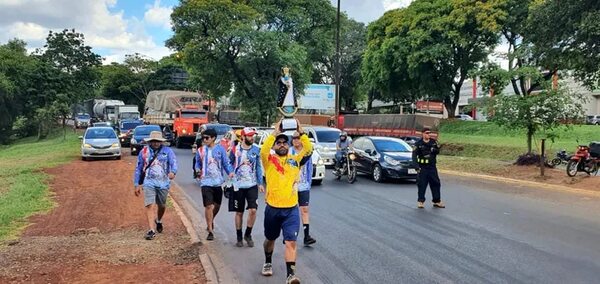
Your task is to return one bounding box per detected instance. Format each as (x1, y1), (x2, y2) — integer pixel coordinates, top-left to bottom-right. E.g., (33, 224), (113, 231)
(373, 139), (412, 152)
(135, 126), (160, 136)
(207, 125), (233, 135)
(315, 130), (340, 143)
(85, 128), (116, 139)
(181, 111), (206, 118)
(77, 114), (90, 119)
(121, 122), (142, 131)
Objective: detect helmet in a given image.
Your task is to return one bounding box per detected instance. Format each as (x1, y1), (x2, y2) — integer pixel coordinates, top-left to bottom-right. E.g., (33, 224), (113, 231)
(241, 127), (256, 137)
(340, 131), (348, 137)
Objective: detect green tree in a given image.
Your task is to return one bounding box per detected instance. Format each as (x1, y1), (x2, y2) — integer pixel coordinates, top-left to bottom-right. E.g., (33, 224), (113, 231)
(0, 39), (38, 142)
(168, 0), (336, 124)
(527, 0), (600, 88)
(362, 0), (506, 116)
(488, 88), (586, 155)
(36, 29), (101, 138)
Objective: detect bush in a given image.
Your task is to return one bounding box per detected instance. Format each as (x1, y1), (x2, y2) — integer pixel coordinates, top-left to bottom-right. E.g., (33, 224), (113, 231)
(11, 116), (35, 139)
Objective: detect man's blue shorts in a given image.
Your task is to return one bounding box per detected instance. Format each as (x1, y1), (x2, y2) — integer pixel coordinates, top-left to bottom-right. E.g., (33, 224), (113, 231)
(264, 204), (300, 241)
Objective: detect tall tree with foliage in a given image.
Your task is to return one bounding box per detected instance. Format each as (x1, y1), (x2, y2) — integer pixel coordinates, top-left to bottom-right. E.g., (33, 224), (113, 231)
(527, 0), (600, 89)
(168, 0), (336, 124)
(362, 0), (506, 116)
(36, 29), (101, 138)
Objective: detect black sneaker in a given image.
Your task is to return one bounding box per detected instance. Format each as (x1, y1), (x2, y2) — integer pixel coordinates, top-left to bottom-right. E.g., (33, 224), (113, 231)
(145, 230), (156, 240)
(304, 235), (316, 246)
(155, 220), (163, 233)
(235, 237), (243, 247)
(207, 232), (215, 241)
(244, 235), (254, 247)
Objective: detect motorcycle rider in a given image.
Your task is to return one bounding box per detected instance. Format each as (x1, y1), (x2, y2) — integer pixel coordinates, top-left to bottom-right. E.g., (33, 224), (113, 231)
(334, 131), (353, 174)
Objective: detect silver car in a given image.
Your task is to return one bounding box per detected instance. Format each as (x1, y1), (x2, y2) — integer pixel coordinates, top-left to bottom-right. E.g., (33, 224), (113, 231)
(304, 126), (342, 167)
(80, 127), (122, 161)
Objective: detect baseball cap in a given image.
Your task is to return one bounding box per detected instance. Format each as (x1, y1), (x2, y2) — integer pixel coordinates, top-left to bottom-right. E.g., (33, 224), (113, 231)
(275, 133), (289, 142)
(241, 127), (256, 136)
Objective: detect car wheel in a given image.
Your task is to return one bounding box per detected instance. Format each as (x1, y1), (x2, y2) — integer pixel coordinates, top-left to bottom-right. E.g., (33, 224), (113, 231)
(372, 164), (384, 183)
(81, 156), (87, 161)
(116, 155), (121, 160)
(312, 179), (323, 186)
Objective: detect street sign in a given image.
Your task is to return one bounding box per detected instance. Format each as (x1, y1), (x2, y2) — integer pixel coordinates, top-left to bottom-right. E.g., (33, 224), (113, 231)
(299, 84), (335, 111)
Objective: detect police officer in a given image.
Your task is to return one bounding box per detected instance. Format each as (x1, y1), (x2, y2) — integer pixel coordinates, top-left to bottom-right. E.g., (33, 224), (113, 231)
(412, 127), (445, 209)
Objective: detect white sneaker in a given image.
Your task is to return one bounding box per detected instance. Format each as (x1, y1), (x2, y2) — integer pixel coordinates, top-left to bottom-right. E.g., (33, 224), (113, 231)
(286, 274), (301, 284)
(261, 263), (273, 276)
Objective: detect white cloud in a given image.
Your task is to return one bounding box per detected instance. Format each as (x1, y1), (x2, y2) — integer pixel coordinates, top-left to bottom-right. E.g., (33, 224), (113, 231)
(0, 0), (171, 63)
(382, 0), (413, 11)
(144, 0), (172, 29)
(6, 22), (47, 41)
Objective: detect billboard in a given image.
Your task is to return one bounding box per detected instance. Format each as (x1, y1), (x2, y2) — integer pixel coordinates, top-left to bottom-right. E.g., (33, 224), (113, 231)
(299, 84), (335, 111)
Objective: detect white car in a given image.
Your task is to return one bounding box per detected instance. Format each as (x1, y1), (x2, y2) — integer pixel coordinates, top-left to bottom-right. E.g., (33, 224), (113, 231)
(255, 129), (326, 185)
(80, 127), (122, 161)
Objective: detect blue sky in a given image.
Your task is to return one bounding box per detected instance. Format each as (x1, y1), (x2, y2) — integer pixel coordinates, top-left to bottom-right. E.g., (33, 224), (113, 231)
(0, 0), (411, 63)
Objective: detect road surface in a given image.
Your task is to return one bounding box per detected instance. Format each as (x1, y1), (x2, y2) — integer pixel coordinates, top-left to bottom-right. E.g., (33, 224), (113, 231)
(172, 147), (600, 284)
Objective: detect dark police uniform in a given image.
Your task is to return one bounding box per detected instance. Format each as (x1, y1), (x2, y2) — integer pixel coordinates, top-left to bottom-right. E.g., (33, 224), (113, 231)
(412, 138), (441, 203)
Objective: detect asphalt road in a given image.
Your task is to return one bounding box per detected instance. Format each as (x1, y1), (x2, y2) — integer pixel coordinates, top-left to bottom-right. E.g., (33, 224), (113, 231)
(172, 147), (600, 284)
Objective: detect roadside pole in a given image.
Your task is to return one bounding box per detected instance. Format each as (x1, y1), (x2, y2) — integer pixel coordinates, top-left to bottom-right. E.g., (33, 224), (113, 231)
(541, 139), (546, 177)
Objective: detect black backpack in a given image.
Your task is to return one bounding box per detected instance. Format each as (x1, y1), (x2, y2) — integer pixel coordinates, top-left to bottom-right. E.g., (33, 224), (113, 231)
(589, 142), (600, 158)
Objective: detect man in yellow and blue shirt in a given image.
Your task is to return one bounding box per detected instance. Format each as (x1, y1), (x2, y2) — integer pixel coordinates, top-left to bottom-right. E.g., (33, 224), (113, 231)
(260, 119), (312, 284)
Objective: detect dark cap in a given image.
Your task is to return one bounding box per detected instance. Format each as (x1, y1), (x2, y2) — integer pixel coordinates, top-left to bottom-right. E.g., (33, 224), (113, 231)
(422, 127), (431, 133)
(204, 128), (217, 138)
(275, 133), (289, 142)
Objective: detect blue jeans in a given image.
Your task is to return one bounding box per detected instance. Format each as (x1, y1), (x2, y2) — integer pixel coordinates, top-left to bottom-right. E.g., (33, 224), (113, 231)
(335, 151), (343, 168)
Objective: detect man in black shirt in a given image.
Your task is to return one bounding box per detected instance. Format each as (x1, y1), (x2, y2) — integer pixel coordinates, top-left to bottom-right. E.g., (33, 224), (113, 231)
(412, 127), (445, 209)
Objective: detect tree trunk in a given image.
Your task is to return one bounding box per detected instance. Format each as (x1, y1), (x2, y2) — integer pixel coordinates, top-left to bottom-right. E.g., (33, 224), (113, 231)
(527, 127), (534, 154)
(367, 90), (374, 111)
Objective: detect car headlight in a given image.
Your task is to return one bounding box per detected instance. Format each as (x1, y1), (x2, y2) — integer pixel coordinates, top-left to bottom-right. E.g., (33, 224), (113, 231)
(317, 158), (324, 165)
(111, 143), (119, 148)
(131, 138), (137, 144)
(83, 143), (92, 149)
(384, 155), (400, 166)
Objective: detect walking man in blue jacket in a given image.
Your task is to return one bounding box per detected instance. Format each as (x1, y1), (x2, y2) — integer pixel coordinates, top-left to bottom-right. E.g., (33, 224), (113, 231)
(195, 128), (234, 241)
(229, 127), (264, 247)
(134, 131), (178, 240)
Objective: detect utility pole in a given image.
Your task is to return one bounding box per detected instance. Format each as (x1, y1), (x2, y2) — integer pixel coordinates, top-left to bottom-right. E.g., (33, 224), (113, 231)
(335, 0), (341, 127)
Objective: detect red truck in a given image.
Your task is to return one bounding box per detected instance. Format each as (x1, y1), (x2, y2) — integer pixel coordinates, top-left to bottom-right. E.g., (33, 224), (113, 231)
(144, 90), (214, 148)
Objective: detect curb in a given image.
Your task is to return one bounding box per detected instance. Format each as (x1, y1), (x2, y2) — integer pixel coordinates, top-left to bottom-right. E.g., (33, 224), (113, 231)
(439, 169), (600, 197)
(169, 183), (239, 284)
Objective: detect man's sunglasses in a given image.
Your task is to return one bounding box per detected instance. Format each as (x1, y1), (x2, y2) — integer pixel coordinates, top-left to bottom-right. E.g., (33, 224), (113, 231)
(424, 131), (431, 134)
(202, 136), (212, 140)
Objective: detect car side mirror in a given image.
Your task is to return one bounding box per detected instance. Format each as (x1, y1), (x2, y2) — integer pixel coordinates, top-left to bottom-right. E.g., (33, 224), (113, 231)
(309, 138), (315, 143)
(371, 150), (377, 156)
(78, 136), (83, 140)
(365, 149), (372, 155)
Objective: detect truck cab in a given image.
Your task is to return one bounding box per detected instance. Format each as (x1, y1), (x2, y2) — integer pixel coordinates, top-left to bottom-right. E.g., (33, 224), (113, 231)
(173, 106), (209, 148)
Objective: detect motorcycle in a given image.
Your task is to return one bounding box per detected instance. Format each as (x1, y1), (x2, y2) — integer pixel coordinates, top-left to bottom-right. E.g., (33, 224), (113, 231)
(566, 142), (600, 177)
(544, 149), (571, 168)
(333, 149), (357, 184)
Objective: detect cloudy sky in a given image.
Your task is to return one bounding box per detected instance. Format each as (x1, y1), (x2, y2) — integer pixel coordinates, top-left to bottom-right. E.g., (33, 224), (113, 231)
(0, 0), (412, 64)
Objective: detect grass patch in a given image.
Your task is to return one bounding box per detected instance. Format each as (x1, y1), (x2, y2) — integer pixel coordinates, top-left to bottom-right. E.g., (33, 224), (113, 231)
(0, 130), (80, 242)
(439, 121), (600, 157)
(437, 155), (512, 175)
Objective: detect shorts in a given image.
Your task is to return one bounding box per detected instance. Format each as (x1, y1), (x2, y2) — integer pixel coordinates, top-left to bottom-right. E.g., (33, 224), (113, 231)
(298, 191), (310, 207)
(144, 186), (169, 207)
(229, 185), (259, 212)
(264, 204), (300, 241)
(201, 186), (223, 207)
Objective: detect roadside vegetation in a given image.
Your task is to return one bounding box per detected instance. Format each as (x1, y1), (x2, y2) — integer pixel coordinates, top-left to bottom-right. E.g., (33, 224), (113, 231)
(437, 120), (599, 175)
(0, 130), (79, 242)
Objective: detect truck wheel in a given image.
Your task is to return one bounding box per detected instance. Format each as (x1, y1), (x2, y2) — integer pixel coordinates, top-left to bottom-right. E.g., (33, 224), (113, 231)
(175, 137), (182, 148)
(312, 179), (323, 186)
